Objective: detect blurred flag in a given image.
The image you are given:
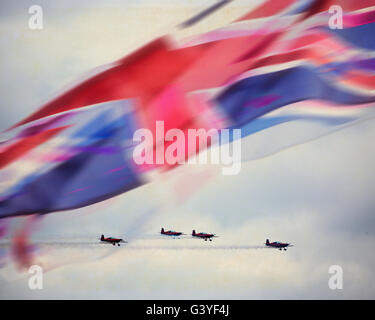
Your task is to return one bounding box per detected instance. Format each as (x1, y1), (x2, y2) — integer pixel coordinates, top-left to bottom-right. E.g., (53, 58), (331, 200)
(1, 0), (375, 219)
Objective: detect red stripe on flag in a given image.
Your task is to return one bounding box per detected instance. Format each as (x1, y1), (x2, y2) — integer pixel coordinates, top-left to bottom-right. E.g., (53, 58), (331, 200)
(236, 0), (296, 22)
(0, 125), (70, 169)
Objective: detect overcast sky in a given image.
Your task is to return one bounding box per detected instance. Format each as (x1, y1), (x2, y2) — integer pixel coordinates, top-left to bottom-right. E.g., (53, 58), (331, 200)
(0, 0), (374, 299)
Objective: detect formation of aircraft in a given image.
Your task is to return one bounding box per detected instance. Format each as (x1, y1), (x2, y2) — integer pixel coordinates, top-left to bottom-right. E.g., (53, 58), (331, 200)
(99, 230), (292, 250)
(100, 234), (127, 246)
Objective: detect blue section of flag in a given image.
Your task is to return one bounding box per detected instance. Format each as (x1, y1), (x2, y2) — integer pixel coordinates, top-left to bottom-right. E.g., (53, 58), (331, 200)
(216, 66), (375, 128)
(0, 108), (143, 218)
(240, 114), (358, 138)
(72, 110), (111, 139)
(321, 22), (375, 50)
(316, 58), (375, 78)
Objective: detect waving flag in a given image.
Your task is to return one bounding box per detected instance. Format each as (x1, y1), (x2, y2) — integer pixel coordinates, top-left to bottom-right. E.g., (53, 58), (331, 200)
(1, 0), (375, 219)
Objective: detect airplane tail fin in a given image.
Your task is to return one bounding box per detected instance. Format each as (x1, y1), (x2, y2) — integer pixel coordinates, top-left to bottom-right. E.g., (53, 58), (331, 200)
(101, 235), (104, 241)
(161, 228), (164, 234)
(192, 230), (196, 236)
(266, 239), (270, 245)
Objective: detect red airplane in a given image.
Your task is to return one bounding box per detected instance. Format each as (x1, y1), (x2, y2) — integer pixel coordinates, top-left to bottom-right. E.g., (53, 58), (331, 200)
(265, 239), (291, 251)
(161, 228), (184, 237)
(192, 230), (217, 241)
(100, 234), (127, 246)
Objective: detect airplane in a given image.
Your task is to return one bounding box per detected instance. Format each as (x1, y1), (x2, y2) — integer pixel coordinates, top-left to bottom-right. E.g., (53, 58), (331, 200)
(192, 230), (217, 241)
(100, 234), (127, 246)
(265, 239), (291, 251)
(160, 228), (184, 238)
